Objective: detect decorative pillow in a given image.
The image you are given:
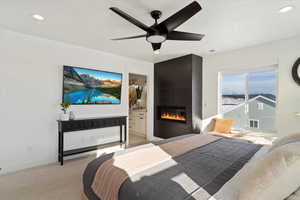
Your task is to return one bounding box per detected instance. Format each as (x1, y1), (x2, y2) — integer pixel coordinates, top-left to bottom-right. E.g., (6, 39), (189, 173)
(213, 118), (233, 134)
(269, 132), (300, 152)
(239, 142), (300, 200)
(287, 187), (300, 200)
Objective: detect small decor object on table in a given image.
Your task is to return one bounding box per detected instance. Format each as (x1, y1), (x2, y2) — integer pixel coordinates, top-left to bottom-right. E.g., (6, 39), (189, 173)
(60, 101), (71, 121)
(69, 111), (75, 120)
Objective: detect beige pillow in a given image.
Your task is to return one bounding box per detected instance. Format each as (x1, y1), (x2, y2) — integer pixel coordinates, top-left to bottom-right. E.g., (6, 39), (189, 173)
(270, 132), (300, 152)
(239, 142), (300, 200)
(213, 118), (233, 134)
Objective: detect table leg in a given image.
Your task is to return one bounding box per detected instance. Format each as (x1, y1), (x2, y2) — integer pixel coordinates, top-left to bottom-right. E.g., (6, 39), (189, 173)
(120, 125), (122, 143)
(58, 131), (61, 162)
(124, 122), (127, 143)
(60, 131), (64, 166)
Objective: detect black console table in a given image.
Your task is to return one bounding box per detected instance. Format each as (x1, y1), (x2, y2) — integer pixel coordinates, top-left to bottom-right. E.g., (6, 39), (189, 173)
(57, 116), (127, 165)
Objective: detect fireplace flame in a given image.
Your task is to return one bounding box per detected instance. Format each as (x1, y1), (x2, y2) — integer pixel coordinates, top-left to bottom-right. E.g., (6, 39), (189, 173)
(161, 112), (186, 121)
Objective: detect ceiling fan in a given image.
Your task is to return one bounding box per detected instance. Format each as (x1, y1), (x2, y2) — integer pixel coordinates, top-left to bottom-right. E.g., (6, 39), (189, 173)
(110, 1), (204, 54)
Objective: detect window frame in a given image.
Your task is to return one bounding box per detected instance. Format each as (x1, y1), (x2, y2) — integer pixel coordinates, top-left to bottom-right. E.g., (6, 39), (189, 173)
(249, 119), (260, 129)
(257, 102), (264, 110)
(218, 65), (278, 115)
(218, 65), (278, 133)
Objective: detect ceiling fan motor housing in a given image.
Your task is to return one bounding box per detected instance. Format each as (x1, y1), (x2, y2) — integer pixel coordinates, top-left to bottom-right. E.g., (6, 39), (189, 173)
(151, 10), (162, 21)
(146, 10), (167, 44)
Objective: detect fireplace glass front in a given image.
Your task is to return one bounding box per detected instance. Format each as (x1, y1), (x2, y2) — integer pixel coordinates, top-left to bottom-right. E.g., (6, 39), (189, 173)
(157, 106), (187, 123)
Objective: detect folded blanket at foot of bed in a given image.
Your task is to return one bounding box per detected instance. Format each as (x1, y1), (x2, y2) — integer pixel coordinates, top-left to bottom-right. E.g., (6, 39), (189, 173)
(83, 134), (262, 200)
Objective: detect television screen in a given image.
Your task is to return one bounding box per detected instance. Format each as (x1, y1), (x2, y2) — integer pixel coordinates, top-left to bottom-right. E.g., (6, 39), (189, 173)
(63, 66), (122, 104)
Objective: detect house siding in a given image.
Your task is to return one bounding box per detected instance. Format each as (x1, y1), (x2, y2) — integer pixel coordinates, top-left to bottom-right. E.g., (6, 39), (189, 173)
(223, 97), (276, 133)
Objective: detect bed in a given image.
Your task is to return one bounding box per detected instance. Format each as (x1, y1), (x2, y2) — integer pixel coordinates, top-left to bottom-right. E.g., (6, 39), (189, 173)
(82, 134), (273, 200)
(209, 131), (278, 146)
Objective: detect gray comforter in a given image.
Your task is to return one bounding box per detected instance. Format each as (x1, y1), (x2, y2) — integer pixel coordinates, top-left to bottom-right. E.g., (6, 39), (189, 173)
(83, 135), (262, 200)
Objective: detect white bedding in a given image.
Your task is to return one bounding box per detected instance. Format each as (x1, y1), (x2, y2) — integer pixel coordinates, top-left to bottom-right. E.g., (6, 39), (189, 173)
(209, 131), (277, 146)
(287, 188), (300, 200)
(209, 146), (270, 200)
(211, 144), (300, 200)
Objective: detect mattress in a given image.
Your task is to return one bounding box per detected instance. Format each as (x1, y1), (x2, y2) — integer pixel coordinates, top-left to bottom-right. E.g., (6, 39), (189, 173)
(83, 134), (268, 200)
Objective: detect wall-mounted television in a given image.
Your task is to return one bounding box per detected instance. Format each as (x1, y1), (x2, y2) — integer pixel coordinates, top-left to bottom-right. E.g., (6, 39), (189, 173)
(63, 66), (122, 104)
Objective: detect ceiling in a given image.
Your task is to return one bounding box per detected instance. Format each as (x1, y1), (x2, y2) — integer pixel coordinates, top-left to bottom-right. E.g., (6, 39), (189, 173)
(0, 0), (299, 63)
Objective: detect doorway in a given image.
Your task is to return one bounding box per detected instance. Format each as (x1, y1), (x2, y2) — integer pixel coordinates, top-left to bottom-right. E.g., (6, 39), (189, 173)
(128, 73), (148, 147)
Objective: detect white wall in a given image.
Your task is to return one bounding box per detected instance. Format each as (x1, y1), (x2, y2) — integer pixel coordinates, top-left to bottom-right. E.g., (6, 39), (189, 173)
(202, 36), (300, 136)
(0, 28), (154, 174)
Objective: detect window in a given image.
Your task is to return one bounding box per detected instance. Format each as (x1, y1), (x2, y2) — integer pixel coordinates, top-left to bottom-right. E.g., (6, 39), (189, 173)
(257, 103), (264, 110)
(220, 68), (277, 133)
(249, 119), (259, 128)
(220, 73), (246, 113)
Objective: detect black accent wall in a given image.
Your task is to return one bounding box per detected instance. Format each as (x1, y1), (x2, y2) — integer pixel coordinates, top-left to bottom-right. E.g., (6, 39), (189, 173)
(154, 54), (203, 138)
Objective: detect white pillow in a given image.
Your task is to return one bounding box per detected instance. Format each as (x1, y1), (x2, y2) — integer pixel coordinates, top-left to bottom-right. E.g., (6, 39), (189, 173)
(287, 187), (300, 200)
(239, 142), (300, 200)
(270, 132), (300, 152)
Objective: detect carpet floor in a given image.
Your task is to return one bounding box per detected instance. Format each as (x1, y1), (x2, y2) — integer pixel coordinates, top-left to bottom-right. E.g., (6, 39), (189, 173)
(0, 145), (125, 200)
(0, 136), (150, 200)
(0, 157), (92, 200)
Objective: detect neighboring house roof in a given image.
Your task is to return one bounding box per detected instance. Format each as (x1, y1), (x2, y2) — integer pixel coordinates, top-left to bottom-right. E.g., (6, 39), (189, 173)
(256, 96), (276, 108)
(223, 95), (276, 114)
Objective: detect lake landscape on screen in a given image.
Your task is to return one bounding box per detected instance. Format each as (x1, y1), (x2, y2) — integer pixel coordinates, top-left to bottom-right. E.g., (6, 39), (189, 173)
(63, 66), (122, 104)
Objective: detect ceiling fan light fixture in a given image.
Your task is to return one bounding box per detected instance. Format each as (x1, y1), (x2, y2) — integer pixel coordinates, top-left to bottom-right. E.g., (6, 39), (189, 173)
(146, 35), (166, 43)
(279, 5), (294, 13)
(154, 49), (160, 55)
(32, 14), (45, 21)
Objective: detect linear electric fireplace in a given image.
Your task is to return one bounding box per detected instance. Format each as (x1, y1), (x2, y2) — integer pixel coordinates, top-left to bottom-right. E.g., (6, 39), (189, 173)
(157, 106), (187, 123)
(154, 54), (203, 138)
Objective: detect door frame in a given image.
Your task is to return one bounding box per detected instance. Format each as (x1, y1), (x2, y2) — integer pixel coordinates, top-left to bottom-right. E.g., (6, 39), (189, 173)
(128, 73), (148, 141)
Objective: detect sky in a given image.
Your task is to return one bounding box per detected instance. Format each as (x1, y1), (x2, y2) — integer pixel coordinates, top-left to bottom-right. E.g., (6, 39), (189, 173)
(222, 69), (277, 95)
(74, 67), (122, 82)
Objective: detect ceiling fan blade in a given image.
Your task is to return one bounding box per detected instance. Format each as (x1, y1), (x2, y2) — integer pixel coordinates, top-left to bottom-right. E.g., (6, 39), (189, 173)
(157, 1), (202, 32)
(111, 34), (146, 41)
(110, 7), (151, 32)
(151, 43), (162, 51)
(167, 31), (204, 41)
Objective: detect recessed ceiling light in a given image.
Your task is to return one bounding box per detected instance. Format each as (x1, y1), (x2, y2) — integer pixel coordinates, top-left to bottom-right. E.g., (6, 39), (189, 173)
(32, 14), (45, 21)
(209, 49), (216, 53)
(154, 49), (160, 55)
(279, 6), (294, 13)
